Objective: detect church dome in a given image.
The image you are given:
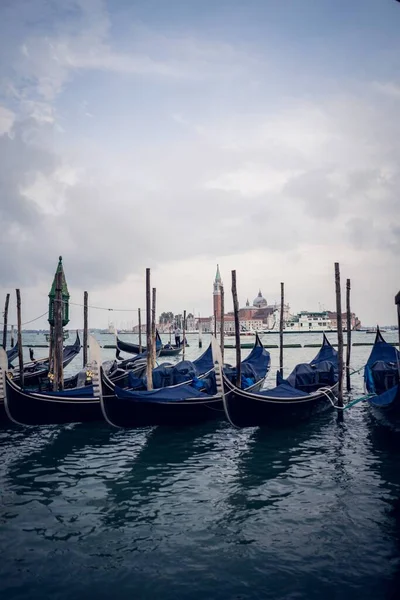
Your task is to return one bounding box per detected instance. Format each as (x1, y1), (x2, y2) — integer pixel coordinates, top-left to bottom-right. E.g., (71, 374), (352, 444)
(253, 290), (267, 308)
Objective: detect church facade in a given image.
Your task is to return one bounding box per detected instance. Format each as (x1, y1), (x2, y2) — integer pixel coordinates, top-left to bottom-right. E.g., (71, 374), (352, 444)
(198, 266), (289, 333)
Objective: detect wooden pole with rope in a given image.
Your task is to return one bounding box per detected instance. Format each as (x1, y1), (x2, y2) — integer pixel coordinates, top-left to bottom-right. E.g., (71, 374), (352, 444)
(335, 262), (344, 408)
(346, 279), (351, 392)
(16, 289), (24, 389)
(231, 270), (241, 387)
(2, 293), (10, 350)
(146, 269), (153, 390)
(83, 291), (88, 367)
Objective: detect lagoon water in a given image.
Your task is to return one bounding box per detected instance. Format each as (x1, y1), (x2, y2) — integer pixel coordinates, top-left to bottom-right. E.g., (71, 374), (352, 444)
(1, 331), (400, 599)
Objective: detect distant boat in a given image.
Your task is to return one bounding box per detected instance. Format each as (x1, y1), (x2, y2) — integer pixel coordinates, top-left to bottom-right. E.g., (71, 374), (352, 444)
(366, 328), (386, 334)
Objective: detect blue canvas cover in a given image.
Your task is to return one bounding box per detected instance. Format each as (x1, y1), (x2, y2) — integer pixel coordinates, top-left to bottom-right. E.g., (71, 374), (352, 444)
(311, 334), (338, 367)
(285, 360), (337, 393)
(241, 336), (271, 381)
(38, 385), (94, 398)
(225, 335), (271, 385)
(368, 385), (399, 407)
(115, 383), (213, 403)
(192, 344), (214, 376)
(258, 383), (310, 399)
(172, 361), (197, 384)
(263, 335), (337, 399)
(364, 331), (400, 399)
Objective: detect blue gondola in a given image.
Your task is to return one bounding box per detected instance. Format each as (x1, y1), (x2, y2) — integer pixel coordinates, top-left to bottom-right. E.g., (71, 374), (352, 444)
(100, 334), (271, 427)
(364, 328), (400, 424)
(116, 330), (186, 357)
(220, 334), (339, 427)
(11, 331), (81, 386)
(0, 338), (216, 426)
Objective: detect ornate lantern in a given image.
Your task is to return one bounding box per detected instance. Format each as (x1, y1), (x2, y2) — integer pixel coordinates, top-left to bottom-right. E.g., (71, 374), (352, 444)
(48, 256), (70, 327)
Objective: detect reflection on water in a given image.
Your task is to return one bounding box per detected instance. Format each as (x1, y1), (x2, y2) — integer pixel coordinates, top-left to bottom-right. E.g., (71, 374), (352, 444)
(1, 335), (400, 599)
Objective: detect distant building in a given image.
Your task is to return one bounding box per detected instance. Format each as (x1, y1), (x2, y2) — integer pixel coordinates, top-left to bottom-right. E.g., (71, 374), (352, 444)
(199, 267), (361, 334)
(284, 310), (361, 332)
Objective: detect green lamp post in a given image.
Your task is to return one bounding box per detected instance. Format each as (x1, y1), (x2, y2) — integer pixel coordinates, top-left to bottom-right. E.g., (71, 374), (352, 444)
(48, 256), (70, 327)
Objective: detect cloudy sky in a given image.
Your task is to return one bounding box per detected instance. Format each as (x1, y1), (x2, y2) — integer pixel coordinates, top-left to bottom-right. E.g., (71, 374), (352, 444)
(1, 0), (399, 329)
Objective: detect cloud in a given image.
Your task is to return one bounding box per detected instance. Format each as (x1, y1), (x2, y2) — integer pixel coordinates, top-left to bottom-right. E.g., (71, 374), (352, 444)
(0, 105), (15, 135)
(0, 0), (399, 326)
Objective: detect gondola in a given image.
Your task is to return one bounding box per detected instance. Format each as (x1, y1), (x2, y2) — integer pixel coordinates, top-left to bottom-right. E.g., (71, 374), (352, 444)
(116, 330), (183, 357)
(6, 341), (19, 366)
(0, 347), (8, 422)
(1, 336), (104, 426)
(11, 331), (81, 387)
(220, 334), (339, 428)
(0, 338), (209, 426)
(103, 340), (216, 397)
(364, 328), (400, 425)
(100, 334), (271, 428)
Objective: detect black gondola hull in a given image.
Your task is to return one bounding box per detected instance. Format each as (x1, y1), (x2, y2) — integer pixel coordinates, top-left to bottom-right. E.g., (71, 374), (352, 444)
(0, 400), (7, 423)
(222, 376), (338, 428)
(368, 387), (400, 428)
(100, 373), (265, 428)
(101, 393), (224, 427)
(117, 336), (182, 357)
(5, 378), (102, 425)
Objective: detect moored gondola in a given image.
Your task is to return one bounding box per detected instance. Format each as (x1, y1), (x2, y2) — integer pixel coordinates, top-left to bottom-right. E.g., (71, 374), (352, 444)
(219, 334), (339, 428)
(100, 334), (271, 428)
(2, 336), (104, 426)
(10, 331), (81, 387)
(364, 328), (400, 425)
(116, 330), (183, 357)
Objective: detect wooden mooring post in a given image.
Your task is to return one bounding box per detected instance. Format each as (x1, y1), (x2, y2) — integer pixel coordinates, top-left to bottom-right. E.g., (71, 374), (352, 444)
(138, 308), (142, 353)
(83, 291), (88, 367)
(231, 270), (241, 387)
(3, 293), (10, 350)
(335, 263), (344, 408)
(279, 282), (284, 377)
(16, 289), (24, 388)
(10, 324), (14, 347)
(396, 291), (400, 350)
(182, 310), (186, 360)
(151, 288), (156, 370)
(53, 268), (64, 391)
(220, 285), (225, 364)
(198, 321), (202, 348)
(146, 269), (153, 390)
(346, 279), (351, 392)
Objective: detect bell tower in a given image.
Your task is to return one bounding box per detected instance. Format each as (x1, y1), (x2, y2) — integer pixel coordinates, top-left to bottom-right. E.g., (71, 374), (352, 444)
(213, 264), (222, 321)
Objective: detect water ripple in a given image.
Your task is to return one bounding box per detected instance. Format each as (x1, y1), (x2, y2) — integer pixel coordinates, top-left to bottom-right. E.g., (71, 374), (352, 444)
(1, 393), (400, 598)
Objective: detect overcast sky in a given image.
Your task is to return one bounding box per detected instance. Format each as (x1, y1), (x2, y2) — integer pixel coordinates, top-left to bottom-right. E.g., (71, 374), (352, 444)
(1, 0), (399, 329)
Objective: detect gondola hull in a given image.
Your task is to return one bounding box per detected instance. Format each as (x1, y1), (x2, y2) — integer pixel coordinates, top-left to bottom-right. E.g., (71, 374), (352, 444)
(222, 377), (337, 427)
(101, 392), (224, 427)
(364, 330), (400, 428)
(367, 385), (400, 428)
(0, 400), (7, 423)
(116, 336), (182, 357)
(101, 333), (270, 428)
(4, 377), (102, 425)
(100, 377), (265, 428)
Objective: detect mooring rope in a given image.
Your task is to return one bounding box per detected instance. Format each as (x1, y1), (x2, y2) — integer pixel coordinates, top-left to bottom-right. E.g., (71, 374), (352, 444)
(349, 365), (364, 376)
(318, 387), (376, 411)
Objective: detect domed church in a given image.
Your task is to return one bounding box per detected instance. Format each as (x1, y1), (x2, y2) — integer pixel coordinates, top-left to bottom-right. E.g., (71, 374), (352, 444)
(252, 290), (268, 309)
